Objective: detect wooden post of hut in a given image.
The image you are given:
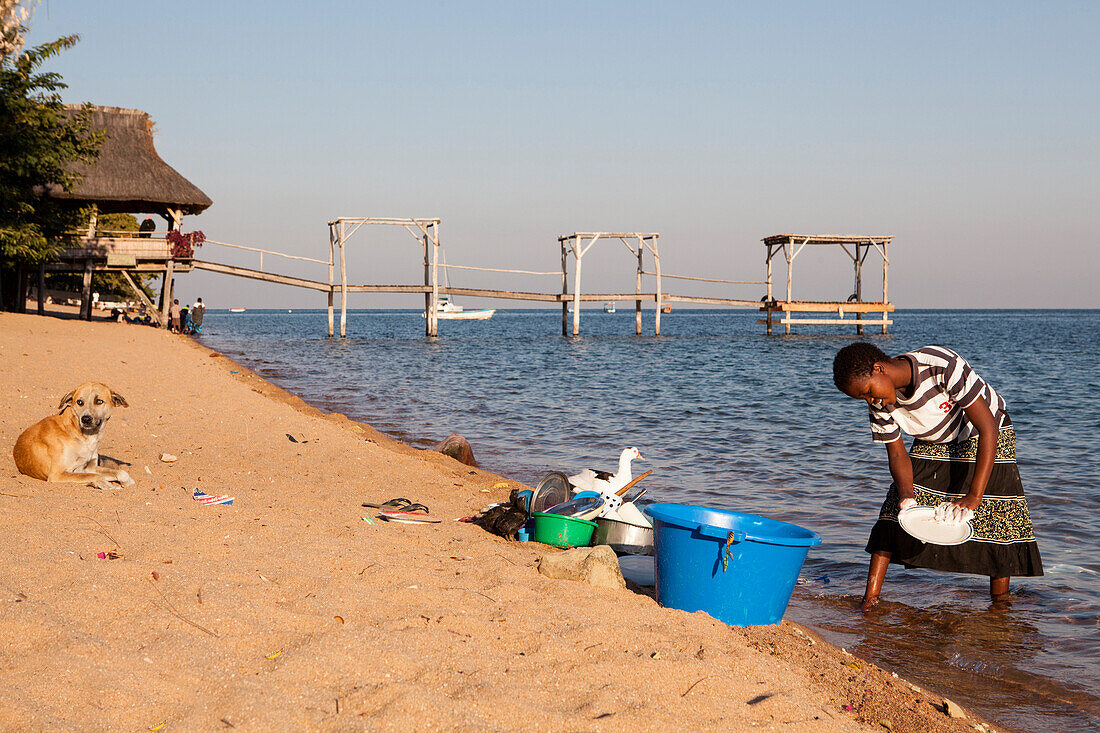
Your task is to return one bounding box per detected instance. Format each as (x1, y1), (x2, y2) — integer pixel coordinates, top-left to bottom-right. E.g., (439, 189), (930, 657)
(80, 260), (93, 320)
(160, 259), (174, 325)
(37, 263), (45, 315)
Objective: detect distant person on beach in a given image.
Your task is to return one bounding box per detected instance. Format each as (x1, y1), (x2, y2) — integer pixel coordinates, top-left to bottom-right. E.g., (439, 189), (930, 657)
(833, 342), (1043, 611)
(180, 305), (191, 334)
(190, 297), (205, 334)
(169, 299), (181, 332)
(138, 216), (155, 238)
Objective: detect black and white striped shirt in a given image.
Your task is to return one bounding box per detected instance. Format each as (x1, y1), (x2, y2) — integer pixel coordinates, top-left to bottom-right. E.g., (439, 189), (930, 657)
(868, 346), (1008, 444)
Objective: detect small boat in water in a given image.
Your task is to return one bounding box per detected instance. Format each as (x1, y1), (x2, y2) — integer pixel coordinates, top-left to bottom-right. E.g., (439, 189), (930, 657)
(229, 307), (246, 313)
(604, 302), (616, 313)
(425, 295), (495, 321)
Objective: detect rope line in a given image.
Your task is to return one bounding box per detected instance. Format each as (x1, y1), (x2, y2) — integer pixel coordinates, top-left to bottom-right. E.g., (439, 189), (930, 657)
(639, 271), (765, 285)
(437, 263), (559, 276)
(204, 240), (329, 264)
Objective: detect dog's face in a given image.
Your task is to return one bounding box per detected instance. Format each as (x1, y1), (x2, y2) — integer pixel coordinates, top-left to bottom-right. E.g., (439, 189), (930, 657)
(59, 382), (128, 435)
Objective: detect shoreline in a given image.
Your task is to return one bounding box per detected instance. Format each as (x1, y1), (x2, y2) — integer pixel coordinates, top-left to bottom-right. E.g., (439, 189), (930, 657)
(0, 311), (999, 731)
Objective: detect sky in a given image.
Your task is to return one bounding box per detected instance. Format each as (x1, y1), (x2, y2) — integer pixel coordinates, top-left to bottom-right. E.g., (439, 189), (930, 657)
(24, 0), (1100, 309)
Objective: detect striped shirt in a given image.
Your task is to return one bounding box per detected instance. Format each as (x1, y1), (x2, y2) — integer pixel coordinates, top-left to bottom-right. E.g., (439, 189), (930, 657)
(868, 346), (1008, 444)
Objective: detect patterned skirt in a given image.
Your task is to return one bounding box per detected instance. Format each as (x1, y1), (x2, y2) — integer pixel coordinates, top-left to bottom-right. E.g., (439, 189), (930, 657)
(866, 420), (1044, 577)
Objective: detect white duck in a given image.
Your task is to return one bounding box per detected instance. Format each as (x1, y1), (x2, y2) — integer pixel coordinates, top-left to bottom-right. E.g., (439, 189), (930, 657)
(568, 447), (644, 494)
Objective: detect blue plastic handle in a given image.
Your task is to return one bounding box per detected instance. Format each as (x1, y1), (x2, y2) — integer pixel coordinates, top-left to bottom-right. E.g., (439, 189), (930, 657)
(697, 524), (745, 543)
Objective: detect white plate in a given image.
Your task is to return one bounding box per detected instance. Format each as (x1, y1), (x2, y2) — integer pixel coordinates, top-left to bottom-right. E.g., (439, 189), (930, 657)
(898, 506), (973, 545)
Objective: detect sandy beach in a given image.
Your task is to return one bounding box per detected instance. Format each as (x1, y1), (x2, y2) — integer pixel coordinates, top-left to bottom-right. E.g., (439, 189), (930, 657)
(0, 311), (999, 732)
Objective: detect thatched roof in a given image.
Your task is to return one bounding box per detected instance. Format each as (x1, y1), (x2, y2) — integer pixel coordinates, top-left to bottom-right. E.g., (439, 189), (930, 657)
(47, 105), (212, 216)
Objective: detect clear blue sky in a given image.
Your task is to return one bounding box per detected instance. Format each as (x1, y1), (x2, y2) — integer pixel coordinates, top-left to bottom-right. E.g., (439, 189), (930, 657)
(26, 1), (1100, 308)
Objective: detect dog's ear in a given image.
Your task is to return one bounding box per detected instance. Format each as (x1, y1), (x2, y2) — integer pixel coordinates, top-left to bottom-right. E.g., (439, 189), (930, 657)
(58, 389), (76, 412)
(109, 389), (129, 408)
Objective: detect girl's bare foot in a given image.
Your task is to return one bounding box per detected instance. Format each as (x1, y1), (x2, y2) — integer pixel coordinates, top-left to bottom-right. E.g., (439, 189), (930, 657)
(859, 595), (880, 613)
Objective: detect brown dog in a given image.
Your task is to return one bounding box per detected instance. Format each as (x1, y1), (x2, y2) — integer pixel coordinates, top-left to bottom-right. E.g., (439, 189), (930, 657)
(13, 382), (135, 490)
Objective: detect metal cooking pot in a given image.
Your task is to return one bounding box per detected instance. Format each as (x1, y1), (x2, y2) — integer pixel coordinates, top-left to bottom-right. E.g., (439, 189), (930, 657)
(594, 516), (654, 556)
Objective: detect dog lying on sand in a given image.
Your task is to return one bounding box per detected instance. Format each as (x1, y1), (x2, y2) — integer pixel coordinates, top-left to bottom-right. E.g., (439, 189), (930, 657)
(13, 382), (136, 490)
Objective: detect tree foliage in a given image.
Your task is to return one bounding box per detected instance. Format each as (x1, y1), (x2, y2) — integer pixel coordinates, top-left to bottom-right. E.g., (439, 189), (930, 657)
(0, 30), (102, 268)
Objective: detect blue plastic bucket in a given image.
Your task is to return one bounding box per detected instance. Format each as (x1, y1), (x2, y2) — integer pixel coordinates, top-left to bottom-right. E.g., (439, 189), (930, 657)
(646, 503), (821, 626)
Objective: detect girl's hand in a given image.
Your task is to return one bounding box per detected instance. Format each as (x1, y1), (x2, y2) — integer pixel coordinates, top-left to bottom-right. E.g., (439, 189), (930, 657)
(899, 498), (917, 511)
(952, 493), (983, 512)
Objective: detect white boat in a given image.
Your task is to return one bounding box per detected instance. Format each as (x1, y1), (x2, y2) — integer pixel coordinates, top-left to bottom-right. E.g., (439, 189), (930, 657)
(229, 307), (246, 313)
(422, 248), (495, 320)
(427, 295), (495, 321)
(604, 302), (616, 313)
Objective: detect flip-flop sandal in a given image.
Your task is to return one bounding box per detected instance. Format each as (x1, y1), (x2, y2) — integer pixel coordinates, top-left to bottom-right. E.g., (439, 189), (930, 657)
(362, 497), (412, 509)
(379, 503), (441, 524)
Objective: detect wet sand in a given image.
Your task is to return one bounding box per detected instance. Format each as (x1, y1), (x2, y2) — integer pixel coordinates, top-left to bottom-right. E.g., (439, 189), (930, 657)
(0, 311), (1001, 731)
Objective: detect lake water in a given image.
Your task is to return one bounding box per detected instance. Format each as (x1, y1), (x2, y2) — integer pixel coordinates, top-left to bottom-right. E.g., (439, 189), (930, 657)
(197, 307), (1100, 732)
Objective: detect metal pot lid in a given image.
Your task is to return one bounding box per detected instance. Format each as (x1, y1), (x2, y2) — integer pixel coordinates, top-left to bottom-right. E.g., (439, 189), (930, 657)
(530, 471), (571, 515)
(545, 495), (604, 518)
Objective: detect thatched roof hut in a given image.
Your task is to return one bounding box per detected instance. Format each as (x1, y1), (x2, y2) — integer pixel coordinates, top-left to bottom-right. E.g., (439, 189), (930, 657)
(47, 105), (212, 218)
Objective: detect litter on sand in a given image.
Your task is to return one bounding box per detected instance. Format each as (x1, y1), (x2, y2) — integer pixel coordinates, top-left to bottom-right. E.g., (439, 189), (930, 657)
(193, 489), (234, 506)
(379, 503), (441, 524)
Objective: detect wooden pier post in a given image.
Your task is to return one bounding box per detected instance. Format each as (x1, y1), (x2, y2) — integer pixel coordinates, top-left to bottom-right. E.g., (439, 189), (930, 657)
(653, 237), (662, 336)
(327, 227), (335, 338)
(882, 240), (889, 335)
(159, 259), (174, 325)
(339, 221), (348, 338)
(785, 243), (793, 335)
(765, 244), (774, 335)
(635, 239), (643, 335)
(429, 223), (440, 337)
(855, 242), (863, 336)
(572, 237), (582, 337)
(423, 232), (430, 336)
(560, 239), (568, 336)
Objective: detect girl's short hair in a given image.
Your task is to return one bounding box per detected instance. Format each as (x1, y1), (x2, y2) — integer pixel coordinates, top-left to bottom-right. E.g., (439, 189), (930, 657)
(833, 342), (889, 391)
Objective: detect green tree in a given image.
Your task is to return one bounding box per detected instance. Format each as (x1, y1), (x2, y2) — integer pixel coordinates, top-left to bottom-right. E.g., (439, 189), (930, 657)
(0, 27), (102, 308)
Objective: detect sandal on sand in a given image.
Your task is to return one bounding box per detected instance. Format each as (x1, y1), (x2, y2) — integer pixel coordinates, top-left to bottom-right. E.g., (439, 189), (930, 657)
(362, 497), (412, 509)
(379, 503), (441, 524)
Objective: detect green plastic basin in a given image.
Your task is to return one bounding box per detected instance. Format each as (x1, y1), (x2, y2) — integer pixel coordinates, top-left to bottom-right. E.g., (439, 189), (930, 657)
(531, 512), (597, 548)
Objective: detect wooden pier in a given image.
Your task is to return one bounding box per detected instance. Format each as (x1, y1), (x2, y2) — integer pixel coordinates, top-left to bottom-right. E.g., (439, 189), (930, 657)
(759, 234), (894, 335)
(40, 224), (895, 338)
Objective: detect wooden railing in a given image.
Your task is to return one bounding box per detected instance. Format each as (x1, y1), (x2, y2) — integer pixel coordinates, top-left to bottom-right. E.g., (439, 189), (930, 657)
(56, 235), (174, 260)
